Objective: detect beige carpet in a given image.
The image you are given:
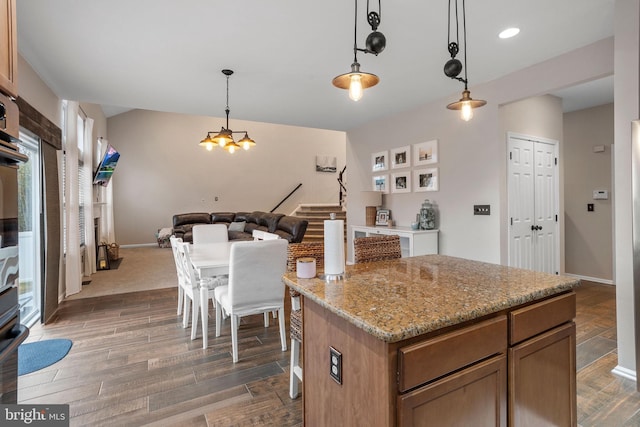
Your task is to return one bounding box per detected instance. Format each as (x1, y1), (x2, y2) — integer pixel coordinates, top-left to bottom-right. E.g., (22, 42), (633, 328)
(68, 245), (177, 300)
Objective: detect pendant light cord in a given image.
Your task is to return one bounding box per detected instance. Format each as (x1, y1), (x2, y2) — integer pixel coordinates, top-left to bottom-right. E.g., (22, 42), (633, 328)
(353, 0), (358, 63)
(225, 73), (230, 129)
(462, 0), (468, 89)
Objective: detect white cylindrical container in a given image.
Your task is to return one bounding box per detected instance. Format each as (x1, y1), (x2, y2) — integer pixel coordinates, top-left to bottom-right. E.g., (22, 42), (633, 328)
(323, 218), (345, 277)
(296, 257), (316, 279)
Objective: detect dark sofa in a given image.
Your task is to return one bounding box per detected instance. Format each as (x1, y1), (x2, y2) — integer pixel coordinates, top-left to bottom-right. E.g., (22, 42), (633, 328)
(172, 211), (308, 243)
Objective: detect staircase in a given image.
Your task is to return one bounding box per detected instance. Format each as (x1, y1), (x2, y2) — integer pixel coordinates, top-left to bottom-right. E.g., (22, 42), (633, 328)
(293, 204), (347, 242)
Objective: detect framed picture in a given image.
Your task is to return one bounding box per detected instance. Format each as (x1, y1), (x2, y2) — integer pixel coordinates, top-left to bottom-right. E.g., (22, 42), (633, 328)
(372, 150), (389, 172)
(376, 209), (390, 226)
(391, 172), (411, 193)
(413, 167), (439, 192)
(413, 140), (438, 166)
(391, 145), (411, 169)
(315, 155), (337, 173)
(372, 174), (389, 193)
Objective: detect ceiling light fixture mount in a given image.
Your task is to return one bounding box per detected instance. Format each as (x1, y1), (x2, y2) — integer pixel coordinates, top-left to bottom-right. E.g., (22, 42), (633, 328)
(443, 0), (486, 121)
(199, 69), (256, 153)
(332, 0), (385, 102)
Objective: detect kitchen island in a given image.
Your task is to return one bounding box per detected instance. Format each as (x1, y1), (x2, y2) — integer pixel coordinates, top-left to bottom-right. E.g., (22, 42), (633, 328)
(282, 254), (580, 427)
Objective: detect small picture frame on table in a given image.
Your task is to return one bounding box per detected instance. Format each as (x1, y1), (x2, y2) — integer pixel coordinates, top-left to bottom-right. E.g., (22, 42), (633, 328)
(375, 209), (390, 226)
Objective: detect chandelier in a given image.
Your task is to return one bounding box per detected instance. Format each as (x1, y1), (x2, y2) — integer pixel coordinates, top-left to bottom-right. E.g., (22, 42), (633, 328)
(443, 0), (486, 121)
(199, 69), (256, 153)
(332, 0), (386, 101)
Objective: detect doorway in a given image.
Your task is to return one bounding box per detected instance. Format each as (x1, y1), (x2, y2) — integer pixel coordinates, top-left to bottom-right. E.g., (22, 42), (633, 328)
(507, 132), (560, 274)
(17, 130), (43, 326)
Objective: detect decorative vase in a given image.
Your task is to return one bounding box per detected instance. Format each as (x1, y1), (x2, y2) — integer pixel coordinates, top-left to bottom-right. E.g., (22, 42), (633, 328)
(419, 199), (436, 230)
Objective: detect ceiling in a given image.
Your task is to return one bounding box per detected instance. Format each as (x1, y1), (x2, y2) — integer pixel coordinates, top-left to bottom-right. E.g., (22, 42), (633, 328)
(16, 1), (615, 132)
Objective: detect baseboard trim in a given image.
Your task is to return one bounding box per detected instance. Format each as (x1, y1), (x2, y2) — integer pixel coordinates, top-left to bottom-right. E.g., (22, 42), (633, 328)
(612, 365), (637, 382)
(120, 243), (157, 248)
(563, 273), (614, 286)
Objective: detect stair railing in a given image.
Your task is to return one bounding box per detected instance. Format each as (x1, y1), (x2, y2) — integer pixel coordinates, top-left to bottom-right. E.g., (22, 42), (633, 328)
(338, 166), (346, 207)
(270, 183), (303, 213)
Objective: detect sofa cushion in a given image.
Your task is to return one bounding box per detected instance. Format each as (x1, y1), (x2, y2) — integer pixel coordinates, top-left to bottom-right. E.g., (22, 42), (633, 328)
(228, 230), (253, 241)
(275, 216), (309, 243)
(228, 221), (246, 232)
(246, 211), (262, 225)
(211, 212), (236, 224)
(173, 212), (211, 228)
(234, 212), (251, 223)
(258, 212), (285, 233)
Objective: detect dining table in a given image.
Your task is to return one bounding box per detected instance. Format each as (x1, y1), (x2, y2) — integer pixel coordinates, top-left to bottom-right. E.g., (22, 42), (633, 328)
(187, 241), (236, 349)
(188, 241), (235, 278)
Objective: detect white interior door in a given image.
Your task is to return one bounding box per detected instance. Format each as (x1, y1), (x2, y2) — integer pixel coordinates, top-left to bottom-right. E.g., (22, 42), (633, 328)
(508, 134), (559, 274)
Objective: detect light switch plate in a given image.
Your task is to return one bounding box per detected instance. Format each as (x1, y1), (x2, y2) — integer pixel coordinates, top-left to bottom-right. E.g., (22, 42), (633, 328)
(474, 205), (490, 215)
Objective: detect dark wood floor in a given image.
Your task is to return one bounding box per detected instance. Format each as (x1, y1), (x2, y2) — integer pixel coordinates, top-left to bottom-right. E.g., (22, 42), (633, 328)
(18, 280), (639, 426)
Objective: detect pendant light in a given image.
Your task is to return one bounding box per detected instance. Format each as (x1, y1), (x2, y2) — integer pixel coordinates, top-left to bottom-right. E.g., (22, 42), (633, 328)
(199, 69), (256, 153)
(332, 0), (385, 101)
(443, 0), (486, 121)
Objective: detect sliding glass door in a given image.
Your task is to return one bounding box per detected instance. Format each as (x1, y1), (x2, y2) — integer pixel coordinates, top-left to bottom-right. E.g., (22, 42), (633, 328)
(17, 131), (42, 326)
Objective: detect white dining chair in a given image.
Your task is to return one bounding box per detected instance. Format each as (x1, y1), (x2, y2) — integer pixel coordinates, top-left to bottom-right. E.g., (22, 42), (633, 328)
(192, 224), (229, 245)
(169, 236), (185, 315)
(214, 239), (288, 363)
(176, 241), (228, 342)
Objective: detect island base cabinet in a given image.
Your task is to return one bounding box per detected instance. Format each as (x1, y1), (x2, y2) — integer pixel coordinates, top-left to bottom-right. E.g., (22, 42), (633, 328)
(398, 355), (507, 426)
(508, 322), (577, 427)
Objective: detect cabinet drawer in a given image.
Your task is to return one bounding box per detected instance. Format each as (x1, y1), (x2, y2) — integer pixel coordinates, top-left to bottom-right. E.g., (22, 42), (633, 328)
(509, 291), (576, 345)
(398, 316), (507, 392)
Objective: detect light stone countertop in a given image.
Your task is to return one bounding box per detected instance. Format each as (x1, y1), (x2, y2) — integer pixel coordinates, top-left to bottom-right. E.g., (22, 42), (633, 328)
(282, 254), (580, 343)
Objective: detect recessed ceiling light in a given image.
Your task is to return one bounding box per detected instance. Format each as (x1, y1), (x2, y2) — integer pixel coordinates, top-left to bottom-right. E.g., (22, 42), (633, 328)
(499, 27), (520, 39)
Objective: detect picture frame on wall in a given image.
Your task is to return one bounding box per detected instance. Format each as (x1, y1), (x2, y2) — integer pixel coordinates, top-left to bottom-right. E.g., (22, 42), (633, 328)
(413, 167), (439, 192)
(391, 145), (411, 169)
(372, 174), (389, 193)
(372, 150), (389, 172)
(413, 140), (438, 166)
(375, 209), (390, 226)
(391, 172), (411, 193)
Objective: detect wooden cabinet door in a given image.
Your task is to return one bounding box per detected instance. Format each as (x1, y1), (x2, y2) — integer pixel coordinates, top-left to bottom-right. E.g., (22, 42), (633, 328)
(509, 322), (576, 427)
(0, 0), (17, 98)
(398, 355), (507, 427)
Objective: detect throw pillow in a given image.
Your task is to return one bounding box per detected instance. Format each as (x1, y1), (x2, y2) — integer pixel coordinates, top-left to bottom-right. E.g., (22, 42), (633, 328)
(228, 221), (246, 232)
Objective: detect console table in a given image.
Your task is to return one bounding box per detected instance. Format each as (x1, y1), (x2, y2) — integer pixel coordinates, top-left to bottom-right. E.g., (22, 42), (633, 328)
(350, 225), (438, 261)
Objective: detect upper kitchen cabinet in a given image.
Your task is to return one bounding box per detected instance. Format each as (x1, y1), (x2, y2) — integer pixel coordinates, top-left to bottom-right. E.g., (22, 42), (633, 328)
(0, 0), (17, 98)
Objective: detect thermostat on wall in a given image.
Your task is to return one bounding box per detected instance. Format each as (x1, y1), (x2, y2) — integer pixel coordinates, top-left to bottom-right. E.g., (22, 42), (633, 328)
(593, 190), (609, 200)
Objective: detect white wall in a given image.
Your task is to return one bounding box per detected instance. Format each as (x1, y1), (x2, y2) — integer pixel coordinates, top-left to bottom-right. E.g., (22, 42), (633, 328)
(107, 109), (346, 245)
(564, 103), (614, 282)
(18, 54), (62, 127)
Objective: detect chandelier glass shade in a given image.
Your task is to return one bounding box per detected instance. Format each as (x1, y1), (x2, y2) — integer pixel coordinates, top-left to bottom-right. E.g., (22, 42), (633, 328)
(444, 0), (486, 120)
(199, 69), (256, 153)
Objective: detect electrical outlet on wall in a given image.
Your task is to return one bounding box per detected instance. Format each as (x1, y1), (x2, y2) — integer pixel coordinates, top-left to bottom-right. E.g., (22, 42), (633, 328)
(329, 346), (342, 384)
